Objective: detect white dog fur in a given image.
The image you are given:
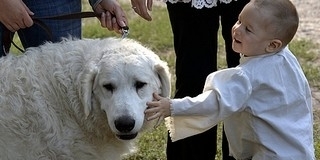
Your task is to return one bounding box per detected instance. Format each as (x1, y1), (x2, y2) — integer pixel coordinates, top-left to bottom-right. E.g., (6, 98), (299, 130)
(0, 37), (171, 160)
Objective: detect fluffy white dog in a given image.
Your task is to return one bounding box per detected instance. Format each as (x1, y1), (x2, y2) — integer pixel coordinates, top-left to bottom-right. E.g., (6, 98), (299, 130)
(0, 37), (171, 160)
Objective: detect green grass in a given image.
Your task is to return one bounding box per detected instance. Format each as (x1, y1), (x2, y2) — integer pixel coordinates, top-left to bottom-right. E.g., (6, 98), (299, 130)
(10, 1), (320, 159)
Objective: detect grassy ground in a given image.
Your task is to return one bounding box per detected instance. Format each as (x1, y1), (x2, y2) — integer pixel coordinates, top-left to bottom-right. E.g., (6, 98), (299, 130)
(10, 1), (319, 159)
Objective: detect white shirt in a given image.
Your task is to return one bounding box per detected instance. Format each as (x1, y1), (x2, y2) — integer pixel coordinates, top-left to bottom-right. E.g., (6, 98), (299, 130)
(166, 47), (315, 160)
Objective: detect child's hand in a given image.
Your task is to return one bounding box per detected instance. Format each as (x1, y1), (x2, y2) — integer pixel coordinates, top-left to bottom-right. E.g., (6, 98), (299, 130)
(145, 93), (172, 127)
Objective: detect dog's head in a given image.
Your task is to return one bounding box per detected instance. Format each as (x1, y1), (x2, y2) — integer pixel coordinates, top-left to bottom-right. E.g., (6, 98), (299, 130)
(78, 38), (171, 140)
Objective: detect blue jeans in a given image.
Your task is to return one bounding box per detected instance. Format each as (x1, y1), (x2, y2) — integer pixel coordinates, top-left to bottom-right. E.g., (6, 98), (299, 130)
(0, 0), (81, 56)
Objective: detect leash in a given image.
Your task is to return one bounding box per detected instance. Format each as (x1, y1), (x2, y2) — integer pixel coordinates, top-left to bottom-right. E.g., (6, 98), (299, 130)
(2, 12), (129, 54)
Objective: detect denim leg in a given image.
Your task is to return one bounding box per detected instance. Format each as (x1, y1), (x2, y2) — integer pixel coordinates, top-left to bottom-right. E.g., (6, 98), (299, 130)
(17, 0), (82, 49)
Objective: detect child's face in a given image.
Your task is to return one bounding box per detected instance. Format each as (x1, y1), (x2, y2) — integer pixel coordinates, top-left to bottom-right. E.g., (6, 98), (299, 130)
(232, 2), (275, 56)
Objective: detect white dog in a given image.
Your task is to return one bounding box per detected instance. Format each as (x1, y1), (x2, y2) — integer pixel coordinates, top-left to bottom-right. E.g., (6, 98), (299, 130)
(0, 37), (171, 160)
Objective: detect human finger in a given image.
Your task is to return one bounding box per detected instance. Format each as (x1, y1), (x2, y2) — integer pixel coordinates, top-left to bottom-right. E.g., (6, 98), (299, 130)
(111, 17), (121, 34)
(114, 12), (127, 29)
(105, 11), (113, 31)
(146, 111), (161, 121)
(22, 16), (33, 28)
(100, 12), (107, 28)
(154, 116), (164, 128)
(22, 3), (34, 27)
(145, 104), (159, 113)
(6, 26), (16, 32)
(147, 0), (153, 11)
(137, 6), (152, 21)
(153, 93), (164, 101)
(131, 0), (152, 21)
(101, 11), (122, 34)
(8, 23), (20, 32)
(22, 1), (34, 16)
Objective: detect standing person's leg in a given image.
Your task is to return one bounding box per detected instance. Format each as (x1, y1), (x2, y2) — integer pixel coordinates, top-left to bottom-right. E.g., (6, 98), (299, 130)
(166, 2), (220, 160)
(220, 0), (249, 68)
(17, 0), (82, 49)
(219, 1), (250, 160)
(0, 24), (7, 57)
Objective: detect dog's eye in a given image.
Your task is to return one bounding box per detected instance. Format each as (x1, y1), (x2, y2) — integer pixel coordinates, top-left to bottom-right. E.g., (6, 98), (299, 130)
(103, 83), (115, 92)
(135, 81), (146, 90)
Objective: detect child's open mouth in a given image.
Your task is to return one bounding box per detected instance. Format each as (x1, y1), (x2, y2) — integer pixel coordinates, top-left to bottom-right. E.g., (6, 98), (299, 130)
(234, 38), (241, 43)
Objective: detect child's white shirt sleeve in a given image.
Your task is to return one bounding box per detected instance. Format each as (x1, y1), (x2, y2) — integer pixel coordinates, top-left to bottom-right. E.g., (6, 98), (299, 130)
(165, 68), (252, 142)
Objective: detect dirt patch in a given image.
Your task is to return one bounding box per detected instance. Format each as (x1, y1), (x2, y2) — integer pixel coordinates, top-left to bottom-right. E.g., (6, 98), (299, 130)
(292, 0), (320, 45)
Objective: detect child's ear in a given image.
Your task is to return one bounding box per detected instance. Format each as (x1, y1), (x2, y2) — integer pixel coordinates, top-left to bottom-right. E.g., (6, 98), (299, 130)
(266, 39), (282, 53)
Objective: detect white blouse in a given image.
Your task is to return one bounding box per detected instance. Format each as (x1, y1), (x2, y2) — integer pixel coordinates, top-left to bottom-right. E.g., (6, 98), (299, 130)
(165, 47), (315, 160)
(164, 0), (237, 9)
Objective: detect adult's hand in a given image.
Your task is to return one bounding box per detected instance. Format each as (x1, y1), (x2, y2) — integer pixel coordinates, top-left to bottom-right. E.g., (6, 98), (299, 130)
(94, 0), (128, 34)
(0, 0), (34, 32)
(131, 0), (153, 21)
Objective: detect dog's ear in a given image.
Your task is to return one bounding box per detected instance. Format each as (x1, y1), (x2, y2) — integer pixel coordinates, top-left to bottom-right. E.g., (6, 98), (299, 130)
(79, 64), (98, 118)
(155, 62), (171, 98)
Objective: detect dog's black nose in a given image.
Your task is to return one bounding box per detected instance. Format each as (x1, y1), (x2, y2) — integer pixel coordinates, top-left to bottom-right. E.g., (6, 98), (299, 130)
(114, 116), (135, 133)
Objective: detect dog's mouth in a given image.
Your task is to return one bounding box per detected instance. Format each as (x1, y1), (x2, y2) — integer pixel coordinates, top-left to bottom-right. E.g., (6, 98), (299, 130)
(116, 133), (138, 140)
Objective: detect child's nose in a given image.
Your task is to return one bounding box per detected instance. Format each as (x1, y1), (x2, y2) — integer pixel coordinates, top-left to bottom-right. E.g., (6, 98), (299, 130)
(233, 27), (240, 35)
(233, 25), (243, 35)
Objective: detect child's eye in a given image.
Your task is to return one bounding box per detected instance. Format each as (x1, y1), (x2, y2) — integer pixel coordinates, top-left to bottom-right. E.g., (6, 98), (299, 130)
(245, 27), (252, 32)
